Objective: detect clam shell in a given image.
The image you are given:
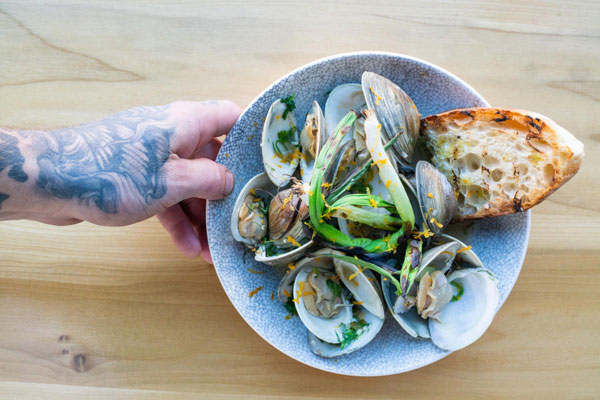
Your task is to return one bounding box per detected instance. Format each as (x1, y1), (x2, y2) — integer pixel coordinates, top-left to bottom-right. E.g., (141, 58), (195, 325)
(361, 71), (420, 167)
(429, 267), (499, 351)
(333, 259), (385, 319)
(382, 239), (486, 340)
(261, 99), (299, 187)
(231, 173), (275, 247)
(231, 173), (313, 267)
(294, 258), (352, 344)
(299, 101), (326, 183)
(324, 83), (366, 139)
(416, 161), (458, 234)
(307, 306), (384, 358)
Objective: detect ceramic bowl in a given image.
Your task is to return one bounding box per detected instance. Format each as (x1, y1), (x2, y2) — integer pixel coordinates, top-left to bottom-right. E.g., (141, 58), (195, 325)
(207, 52), (530, 376)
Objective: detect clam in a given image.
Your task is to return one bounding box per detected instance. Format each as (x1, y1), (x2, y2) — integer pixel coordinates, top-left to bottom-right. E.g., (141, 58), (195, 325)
(268, 187), (309, 248)
(382, 238), (499, 350)
(231, 173), (314, 267)
(233, 96), (331, 266)
(288, 249), (385, 357)
(299, 101), (326, 183)
(361, 72), (420, 167)
(237, 193), (267, 242)
(415, 160), (458, 234)
(324, 83), (366, 140)
(261, 99), (300, 187)
(231, 173), (275, 247)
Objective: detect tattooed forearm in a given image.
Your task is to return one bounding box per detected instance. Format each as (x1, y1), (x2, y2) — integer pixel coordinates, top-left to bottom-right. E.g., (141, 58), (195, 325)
(35, 106), (173, 214)
(0, 132), (28, 183)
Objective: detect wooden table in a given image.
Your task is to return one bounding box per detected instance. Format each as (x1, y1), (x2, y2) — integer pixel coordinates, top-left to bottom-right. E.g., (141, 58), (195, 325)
(1, 1), (598, 398)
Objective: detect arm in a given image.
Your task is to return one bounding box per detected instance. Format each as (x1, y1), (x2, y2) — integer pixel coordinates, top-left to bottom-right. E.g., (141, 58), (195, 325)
(0, 100), (241, 261)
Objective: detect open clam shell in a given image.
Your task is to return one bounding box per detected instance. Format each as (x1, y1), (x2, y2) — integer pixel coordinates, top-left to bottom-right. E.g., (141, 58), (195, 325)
(324, 83), (366, 139)
(299, 101), (326, 183)
(255, 237), (314, 267)
(333, 258), (385, 319)
(416, 160), (458, 234)
(307, 306), (384, 358)
(290, 250), (385, 356)
(293, 255), (352, 344)
(383, 238), (498, 351)
(231, 173), (313, 267)
(261, 99), (299, 187)
(361, 71), (420, 167)
(231, 173), (275, 248)
(429, 267), (499, 351)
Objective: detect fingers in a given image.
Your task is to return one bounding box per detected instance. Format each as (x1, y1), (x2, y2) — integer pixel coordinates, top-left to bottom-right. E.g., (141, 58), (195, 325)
(157, 204), (202, 258)
(166, 158), (234, 202)
(170, 100), (241, 157)
(180, 198), (212, 263)
(190, 138), (222, 160)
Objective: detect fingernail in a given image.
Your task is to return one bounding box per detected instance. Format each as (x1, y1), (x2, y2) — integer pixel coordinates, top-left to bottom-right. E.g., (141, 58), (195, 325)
(224, 171), (234, 195)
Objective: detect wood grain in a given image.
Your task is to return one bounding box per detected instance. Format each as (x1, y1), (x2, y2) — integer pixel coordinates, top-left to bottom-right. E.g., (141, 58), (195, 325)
(0, 1), (598, 398)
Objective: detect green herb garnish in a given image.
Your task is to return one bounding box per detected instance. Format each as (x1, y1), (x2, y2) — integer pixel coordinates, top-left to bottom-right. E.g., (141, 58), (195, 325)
(313, 266), (319, 276)
(272, 127), (297, 157)
(338, 319), (370, 350)
(259, 201), (269, 215)
(284, 296), (297, 315)
(280, 94), (296, 120)
(262, 239), (279, 257)
(450, 281), (464, 302)
(326, 279), (342, 298)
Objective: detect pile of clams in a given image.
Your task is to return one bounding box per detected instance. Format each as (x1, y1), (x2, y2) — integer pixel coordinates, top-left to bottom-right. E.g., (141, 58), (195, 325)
(232, 72), (500, 356)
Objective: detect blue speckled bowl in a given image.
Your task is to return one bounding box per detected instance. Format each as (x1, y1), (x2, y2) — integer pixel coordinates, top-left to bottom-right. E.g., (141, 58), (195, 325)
(207, 52), (530, 376)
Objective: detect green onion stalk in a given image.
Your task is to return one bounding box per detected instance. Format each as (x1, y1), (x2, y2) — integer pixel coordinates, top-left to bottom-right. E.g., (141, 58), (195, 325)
(326, 132), (402, 205)
(307, 111), (404, 253)
(361, 109), (415, 233)
(398, 239), (423, 296)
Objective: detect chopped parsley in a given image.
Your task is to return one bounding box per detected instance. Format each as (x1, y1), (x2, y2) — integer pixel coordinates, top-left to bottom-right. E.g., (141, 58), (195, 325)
(259, 201), (269, 215)
(313, 266), (319, 276)
(338, 318), (370, 350)
(280, 94), (296, 120)
(450, 281), (464, 302)
(326, 279), (342, 298)
(272, 127), (297, 157)
(262, 239), (279, 257)
(284, 296), (297, 315)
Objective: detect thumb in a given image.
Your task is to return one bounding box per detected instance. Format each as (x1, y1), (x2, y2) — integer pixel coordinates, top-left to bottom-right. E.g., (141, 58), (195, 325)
(167, 158), (235, 201)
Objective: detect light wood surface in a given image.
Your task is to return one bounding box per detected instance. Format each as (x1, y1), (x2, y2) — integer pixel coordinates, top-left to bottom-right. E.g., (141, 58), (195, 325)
(1, 1), (598, 398)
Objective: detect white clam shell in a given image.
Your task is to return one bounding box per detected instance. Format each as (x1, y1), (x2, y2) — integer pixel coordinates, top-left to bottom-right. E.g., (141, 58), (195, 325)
(333, 258), (385, 319)
(324, 83), (366, 139)
(382, 238), (496, 348)
(299, 101), (325, 183)
(261, 99), (299, 187)
(290, 250), (385, 355)
(231, 172), (313, 267)
(294, 260), (352, 344)
(307, 307), (384, 358)
(429, 267), (499, 351)
(231, 173), (275, 248)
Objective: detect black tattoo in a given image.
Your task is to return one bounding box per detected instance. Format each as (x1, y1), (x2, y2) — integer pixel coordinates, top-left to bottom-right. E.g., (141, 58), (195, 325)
(36, 106), (173, 214)
(0, 192), (9, 209)
(0, 132), (28, 182)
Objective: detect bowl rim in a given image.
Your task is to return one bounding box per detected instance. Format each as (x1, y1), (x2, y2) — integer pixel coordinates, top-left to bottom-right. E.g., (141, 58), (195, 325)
(207, 51), (531, 376)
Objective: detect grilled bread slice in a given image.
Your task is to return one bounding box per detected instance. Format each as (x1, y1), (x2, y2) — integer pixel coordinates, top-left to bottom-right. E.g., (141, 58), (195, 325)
(420, 108), (584, 220)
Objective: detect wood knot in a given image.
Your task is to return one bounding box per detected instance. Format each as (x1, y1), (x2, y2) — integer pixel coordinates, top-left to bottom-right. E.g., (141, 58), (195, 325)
(73, 353), (88, 373)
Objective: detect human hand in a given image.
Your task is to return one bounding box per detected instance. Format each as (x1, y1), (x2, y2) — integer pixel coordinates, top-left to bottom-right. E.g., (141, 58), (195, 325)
(0, 101), (241, 263)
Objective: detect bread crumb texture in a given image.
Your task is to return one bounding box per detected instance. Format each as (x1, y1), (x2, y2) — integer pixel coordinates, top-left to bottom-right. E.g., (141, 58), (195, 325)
(421, 108), (584, 220)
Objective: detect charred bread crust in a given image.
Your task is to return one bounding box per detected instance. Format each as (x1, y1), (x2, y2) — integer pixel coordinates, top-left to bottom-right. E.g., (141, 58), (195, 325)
(420, 108), (584, 220)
